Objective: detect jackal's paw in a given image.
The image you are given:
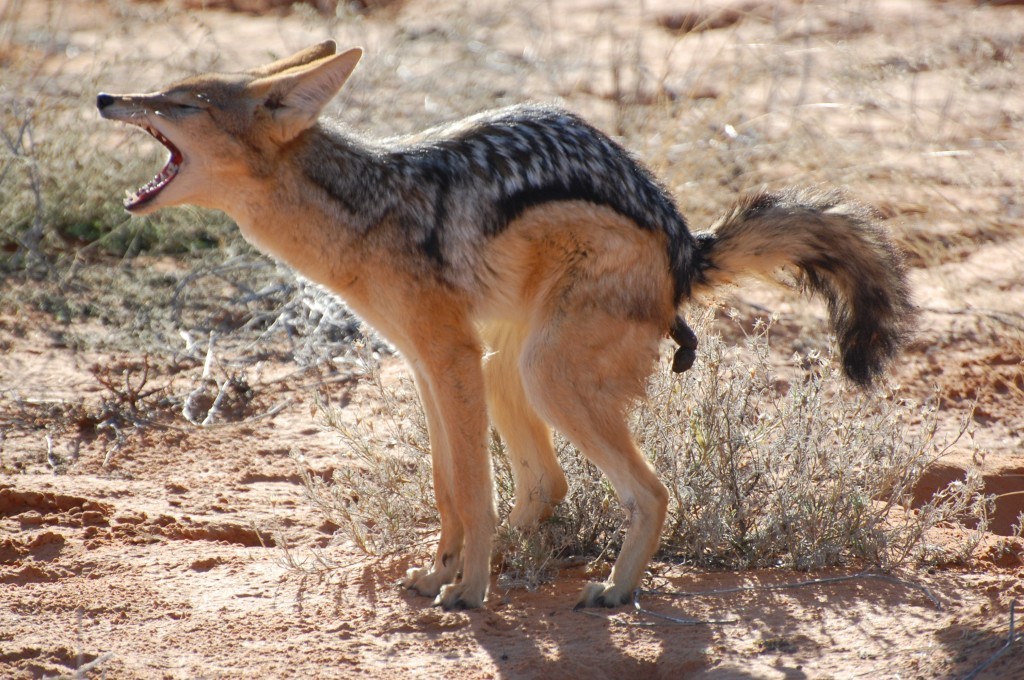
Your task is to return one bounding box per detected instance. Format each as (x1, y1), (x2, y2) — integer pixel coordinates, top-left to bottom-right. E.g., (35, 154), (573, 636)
(574, 581), (634, 609)
(402, 566), (451, 599)
(435, 581), (487, 611)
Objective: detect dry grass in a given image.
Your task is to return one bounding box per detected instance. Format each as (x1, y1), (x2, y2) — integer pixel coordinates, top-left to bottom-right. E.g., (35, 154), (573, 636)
(297, 312), (990, 588)
(298, 343), (434, 556)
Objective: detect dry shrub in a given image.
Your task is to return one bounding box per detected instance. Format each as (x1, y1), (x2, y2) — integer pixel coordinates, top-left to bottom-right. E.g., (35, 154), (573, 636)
(177, 0), (402, 17)
(296, 344), (434, 556)
(640, 311), (989, 571)
(297, 311), (990, 587)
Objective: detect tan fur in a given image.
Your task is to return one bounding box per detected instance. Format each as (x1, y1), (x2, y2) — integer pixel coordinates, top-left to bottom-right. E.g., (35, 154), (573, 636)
(98, 43), (911, 610)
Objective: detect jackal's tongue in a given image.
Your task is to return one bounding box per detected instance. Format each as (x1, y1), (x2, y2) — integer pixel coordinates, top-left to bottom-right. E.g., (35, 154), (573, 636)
(125, 126), (183, 211)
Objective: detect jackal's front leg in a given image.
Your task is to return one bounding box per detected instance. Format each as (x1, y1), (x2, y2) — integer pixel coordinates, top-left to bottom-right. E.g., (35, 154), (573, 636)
(401, 341), (496, 610)
(402, 377), (464, 597)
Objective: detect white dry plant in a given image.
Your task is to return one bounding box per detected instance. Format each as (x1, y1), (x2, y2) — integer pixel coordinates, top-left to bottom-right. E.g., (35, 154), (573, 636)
(290, 310), (992, 588)
(294, 340), (435, 558)
(643, 310), (990, 573)
(252, 271), (385, 368)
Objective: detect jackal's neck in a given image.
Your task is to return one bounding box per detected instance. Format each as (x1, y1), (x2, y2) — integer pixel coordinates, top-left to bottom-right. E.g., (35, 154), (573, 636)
(231, 122), (387, 294)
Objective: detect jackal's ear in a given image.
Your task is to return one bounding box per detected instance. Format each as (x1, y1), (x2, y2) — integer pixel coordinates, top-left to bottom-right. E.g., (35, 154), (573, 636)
(256, 47), (362, 143)
(250, 40), (339, 77)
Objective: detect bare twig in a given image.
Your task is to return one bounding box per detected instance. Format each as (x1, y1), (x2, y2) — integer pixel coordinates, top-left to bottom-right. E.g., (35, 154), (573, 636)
(99, 418), (125, 468)
(962, 600), (1021, 680)
(45, 432), (59, 472)
(632, 589), (737, 625)
(73, 652), (114, 679)
(182, 331), (225, 425)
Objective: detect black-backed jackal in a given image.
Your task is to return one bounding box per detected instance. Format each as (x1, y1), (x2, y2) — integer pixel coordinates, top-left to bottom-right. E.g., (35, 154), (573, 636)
(98, 42), (913, 610)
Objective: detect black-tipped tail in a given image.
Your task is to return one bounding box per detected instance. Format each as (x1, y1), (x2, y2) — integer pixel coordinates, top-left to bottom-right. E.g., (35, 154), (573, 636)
(690, 188), (915, 385)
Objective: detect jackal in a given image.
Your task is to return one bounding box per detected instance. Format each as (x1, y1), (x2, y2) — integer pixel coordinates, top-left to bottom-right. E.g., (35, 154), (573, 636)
(97, 41), (913, 610)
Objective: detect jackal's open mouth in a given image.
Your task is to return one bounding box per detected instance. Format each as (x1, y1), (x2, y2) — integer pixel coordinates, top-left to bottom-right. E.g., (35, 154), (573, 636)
(126, 125), (183, 211)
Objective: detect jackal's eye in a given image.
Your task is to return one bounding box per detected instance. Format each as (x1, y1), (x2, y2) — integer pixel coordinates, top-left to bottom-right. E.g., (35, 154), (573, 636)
(264, 96), (284, 111)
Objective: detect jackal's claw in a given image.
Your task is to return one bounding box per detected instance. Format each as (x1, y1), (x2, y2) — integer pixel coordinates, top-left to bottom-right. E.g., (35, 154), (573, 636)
(402, 566), (446, 599)
(436, 582), (486, 611)
(575, 581), (633, 609)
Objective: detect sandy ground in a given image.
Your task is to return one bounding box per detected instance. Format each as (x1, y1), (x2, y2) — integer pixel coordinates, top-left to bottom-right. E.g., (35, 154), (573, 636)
(2, 0), (1023, 678)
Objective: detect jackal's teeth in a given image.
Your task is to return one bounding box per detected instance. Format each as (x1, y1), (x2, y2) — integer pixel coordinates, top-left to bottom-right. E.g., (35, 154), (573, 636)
(120, 118), (187, 210)
(124, 156), (181, 209)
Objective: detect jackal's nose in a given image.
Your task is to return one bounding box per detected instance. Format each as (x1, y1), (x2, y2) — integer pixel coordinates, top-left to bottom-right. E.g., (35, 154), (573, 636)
(96, 93), (115, 110)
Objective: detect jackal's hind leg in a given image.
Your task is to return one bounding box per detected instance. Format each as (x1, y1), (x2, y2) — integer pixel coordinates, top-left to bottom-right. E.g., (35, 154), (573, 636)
(483, 323), (567, 530)
(523, 312), (668, 608)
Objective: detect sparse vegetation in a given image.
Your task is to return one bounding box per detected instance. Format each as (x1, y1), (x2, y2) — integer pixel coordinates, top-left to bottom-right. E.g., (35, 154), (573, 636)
(3, 0), (1008, 587)
(297, 311), (992, 589)
(298, 342), (434, 556)
(2, 0), (1022, 676)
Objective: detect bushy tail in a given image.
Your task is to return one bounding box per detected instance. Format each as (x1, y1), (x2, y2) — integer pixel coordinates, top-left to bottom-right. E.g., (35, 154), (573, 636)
(691, 188), (915, 385)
